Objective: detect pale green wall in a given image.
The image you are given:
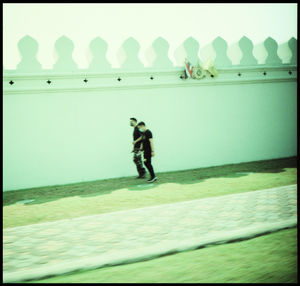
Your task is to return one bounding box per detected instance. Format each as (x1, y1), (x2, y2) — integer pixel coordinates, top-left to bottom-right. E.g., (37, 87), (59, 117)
(3, 81), (297, 191)
(3, 33), (297, 191)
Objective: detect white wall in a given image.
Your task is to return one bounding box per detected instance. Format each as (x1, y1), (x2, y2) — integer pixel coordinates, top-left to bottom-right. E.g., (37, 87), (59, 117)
(3, 3), (297, 191)
(3, 77), (297, 191)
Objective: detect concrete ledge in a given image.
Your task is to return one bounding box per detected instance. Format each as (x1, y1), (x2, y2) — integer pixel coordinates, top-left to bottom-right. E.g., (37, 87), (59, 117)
(3, 65), (297, 94)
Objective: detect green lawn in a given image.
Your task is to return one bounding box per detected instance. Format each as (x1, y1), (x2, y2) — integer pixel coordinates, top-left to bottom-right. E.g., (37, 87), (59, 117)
(3, 157), (297, 228)
(27, 227), (297, 283)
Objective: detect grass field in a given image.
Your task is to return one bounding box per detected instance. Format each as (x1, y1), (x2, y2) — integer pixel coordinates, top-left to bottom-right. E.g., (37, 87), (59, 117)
(3, 156), (297, 228)
(4, 157), (297, 283)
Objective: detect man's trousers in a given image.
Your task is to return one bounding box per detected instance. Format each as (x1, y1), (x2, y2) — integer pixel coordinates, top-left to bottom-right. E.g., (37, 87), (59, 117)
(133, 148), (146, 176)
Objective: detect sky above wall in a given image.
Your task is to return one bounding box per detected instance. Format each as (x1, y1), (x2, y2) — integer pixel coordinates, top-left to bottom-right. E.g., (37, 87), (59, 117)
(3, 3), (297, 69)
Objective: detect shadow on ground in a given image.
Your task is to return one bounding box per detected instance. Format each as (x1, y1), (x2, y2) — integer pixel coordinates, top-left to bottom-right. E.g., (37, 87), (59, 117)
(3, 157), (297, 206)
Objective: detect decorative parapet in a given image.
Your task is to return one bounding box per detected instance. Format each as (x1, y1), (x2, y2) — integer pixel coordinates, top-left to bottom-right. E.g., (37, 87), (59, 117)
(120, 37), (144, 69)
(212, 37), (232, 67)
(151, 37), (173, 68)
(53, 36), (78, 72)
(89, 37), (111, 71)
(3, 35), (297, 94)
(288, 37), (297, 65)
(16, 35), (42, 71)
(264, 37), (283, 65)
(238, 36), (258, 66)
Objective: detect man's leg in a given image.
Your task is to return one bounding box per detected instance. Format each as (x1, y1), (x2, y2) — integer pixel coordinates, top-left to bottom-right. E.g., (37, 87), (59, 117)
(133, 149), (146, 177)
(144, 154), (156, 179)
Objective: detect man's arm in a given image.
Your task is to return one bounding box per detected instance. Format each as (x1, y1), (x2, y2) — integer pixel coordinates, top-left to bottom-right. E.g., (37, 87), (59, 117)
(133, 136), (142, 145)
(138, 142), (143, 154)
(149, 138), (155, 156)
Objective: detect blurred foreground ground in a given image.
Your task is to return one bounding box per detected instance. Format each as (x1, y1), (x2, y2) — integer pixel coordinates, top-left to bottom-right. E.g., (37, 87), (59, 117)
(3, 184), (297, 283)
(3, 157), (297, 283)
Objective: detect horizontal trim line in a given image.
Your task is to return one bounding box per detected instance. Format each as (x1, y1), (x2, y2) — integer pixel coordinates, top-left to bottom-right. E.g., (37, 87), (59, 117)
(3, 65), (297, 79)
(3, 77), (297, 94)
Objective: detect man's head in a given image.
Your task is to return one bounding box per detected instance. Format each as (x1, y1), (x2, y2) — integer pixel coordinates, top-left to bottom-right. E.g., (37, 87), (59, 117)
(137, 121), (147, 132)
(130, 117), (137, 127)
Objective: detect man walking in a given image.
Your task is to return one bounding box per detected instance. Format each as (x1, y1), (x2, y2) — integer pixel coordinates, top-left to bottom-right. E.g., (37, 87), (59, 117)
(130, 118), (146, 178)
(137, 121), (157, 182)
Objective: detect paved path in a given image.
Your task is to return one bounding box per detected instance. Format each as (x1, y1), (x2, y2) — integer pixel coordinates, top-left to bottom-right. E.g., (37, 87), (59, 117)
(3, 184), (297, 283)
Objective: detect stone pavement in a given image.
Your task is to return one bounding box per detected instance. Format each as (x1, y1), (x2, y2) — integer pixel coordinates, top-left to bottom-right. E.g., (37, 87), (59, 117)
(3, 184), (297, 283)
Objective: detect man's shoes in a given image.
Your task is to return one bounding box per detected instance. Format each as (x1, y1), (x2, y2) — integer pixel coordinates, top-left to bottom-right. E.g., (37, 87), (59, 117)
(147, 177), (157, 183)
(136, 174), (146, 179)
